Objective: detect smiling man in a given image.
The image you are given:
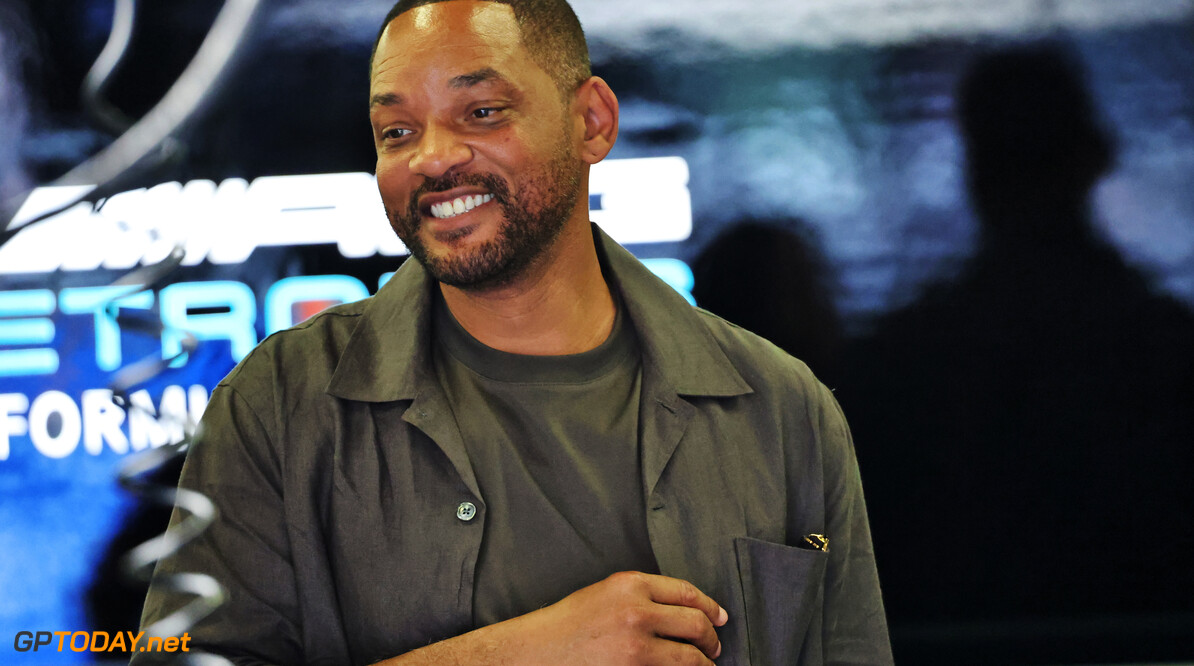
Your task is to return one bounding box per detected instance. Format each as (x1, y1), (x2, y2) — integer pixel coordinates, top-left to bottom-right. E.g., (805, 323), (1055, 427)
(136, 1), (892, 664)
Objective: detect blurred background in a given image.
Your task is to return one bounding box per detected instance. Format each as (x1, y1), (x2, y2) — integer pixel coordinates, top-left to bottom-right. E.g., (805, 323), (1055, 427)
(1, 0), (1192, 663)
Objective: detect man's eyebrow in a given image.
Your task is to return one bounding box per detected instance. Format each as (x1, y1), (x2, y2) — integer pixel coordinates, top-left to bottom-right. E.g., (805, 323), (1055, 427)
(369, 92), (404, 110)
(450, 67), (511, 89)
(370, 69), (509, 110)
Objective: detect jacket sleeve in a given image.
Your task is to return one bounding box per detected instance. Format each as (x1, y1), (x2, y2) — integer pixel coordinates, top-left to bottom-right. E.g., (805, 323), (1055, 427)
(131, 380), (302, 666)
(815, 382), (894, 665)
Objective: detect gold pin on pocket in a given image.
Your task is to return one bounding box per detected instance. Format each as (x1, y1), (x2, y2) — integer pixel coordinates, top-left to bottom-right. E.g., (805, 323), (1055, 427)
(802, 533), (829, 552)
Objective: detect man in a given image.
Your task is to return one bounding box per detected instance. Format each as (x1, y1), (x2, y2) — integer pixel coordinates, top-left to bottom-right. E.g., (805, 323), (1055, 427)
(137, 0), (892, 663)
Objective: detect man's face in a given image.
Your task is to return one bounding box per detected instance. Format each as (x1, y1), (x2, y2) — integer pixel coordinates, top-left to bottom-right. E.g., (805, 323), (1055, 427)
(369, 1), (584, 289)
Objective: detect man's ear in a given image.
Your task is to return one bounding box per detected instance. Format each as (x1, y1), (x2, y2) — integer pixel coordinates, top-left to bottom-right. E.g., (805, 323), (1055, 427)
(574, 76), (619, 164)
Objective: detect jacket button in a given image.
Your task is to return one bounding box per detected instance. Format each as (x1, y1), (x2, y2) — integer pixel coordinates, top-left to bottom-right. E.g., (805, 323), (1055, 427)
(456, 501), (477, 521)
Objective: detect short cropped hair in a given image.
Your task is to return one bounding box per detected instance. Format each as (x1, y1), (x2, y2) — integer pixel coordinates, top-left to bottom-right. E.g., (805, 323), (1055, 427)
(370, 0), (592, 96)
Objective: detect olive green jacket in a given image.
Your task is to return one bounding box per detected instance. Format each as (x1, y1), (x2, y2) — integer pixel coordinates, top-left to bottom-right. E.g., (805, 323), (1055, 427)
(138, 225), (893, 665)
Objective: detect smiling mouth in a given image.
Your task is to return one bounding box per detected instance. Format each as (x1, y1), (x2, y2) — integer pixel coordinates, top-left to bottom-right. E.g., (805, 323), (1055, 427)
(429, 194), (495, 220)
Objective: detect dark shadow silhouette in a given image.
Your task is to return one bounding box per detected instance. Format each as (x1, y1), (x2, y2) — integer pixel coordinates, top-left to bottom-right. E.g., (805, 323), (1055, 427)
(841, 42), (1194, 662)
(692, 220), (844, 385)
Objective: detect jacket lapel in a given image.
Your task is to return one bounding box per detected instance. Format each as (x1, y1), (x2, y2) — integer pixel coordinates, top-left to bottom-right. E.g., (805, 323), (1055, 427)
(401, 387), (482, 501)
(594, 226), (753, 497)
(640, 364), (697, 498)
(325, 256), (481, 500)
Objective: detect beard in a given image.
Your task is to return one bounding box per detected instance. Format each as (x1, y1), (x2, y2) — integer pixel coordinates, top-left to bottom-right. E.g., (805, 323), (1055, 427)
(386, 145), (583, 290)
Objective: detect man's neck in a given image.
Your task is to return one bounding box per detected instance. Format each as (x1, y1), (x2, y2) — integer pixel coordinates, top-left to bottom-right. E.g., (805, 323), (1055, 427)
(439, 222), (616, 356)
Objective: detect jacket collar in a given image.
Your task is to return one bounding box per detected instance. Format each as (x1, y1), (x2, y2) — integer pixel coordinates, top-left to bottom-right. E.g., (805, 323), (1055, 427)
(326, 224), (752, 402)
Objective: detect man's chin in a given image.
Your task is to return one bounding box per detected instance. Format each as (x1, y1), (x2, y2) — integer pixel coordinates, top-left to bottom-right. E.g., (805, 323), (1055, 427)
(417, 237), (513, 289)
(427, 221), (484, 247)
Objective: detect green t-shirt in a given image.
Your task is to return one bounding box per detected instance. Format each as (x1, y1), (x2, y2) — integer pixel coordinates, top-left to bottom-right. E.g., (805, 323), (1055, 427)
(432, 290), (659, 627)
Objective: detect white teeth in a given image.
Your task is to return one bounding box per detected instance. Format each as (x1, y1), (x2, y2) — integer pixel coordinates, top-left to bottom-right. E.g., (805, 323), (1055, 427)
(430, 193), (494, 219)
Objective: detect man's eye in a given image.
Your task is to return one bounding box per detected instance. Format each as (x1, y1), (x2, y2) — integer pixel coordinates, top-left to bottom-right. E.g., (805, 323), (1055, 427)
(383, 128), (411, 140)
(472, 107), (502, 119)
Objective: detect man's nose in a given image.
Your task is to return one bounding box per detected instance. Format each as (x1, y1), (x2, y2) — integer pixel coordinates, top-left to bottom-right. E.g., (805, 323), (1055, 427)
(409, 124), (472, 178)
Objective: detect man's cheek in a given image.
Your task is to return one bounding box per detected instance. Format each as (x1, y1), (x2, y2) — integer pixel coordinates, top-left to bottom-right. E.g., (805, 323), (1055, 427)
(374, 163), (411, 199)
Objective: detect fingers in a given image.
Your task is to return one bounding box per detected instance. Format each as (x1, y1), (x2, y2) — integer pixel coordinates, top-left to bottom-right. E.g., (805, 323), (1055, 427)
(649, 605), (722, 659)
(645, 639), (718, 666)
(595, 571), (729, 662)
(641, 574), (728, 628)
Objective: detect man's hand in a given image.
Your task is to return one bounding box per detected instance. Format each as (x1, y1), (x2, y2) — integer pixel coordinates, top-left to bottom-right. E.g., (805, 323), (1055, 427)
(385, 571), (729, 665)
(525, 571), (729, 664)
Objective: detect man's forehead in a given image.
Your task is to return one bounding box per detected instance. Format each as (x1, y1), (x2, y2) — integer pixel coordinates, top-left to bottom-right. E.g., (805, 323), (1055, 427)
(401, 0), (516, 30)
(372, 1), (523, 77)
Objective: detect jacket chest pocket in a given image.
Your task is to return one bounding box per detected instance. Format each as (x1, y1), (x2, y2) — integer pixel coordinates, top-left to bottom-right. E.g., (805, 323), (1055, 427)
(734, 536), (827, 665)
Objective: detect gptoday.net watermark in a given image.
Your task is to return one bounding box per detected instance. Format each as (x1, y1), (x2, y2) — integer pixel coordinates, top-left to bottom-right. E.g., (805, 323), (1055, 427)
(14, 631), (191, 655)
